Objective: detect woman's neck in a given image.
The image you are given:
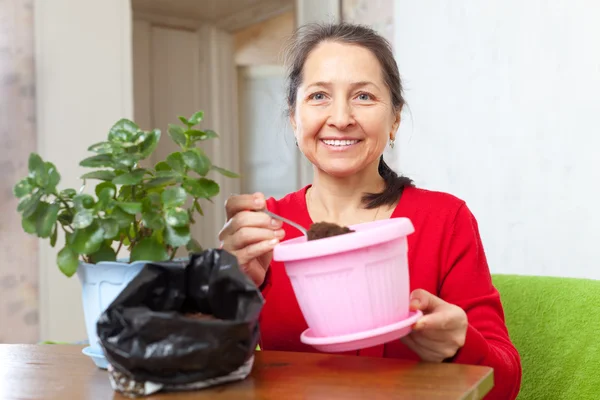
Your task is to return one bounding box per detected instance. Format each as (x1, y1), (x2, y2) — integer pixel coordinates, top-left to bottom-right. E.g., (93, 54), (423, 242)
(307, 162), (386, 225)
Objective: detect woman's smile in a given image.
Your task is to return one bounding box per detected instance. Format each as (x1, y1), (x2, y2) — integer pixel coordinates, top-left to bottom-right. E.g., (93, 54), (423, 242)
(320, 138), (362, 151)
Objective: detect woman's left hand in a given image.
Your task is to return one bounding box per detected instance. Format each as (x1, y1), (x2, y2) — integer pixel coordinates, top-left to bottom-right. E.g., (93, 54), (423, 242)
(400, 289), (468, 363)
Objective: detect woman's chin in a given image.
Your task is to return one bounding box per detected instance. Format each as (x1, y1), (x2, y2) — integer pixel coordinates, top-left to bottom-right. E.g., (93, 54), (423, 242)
(317, 163), (362, 178)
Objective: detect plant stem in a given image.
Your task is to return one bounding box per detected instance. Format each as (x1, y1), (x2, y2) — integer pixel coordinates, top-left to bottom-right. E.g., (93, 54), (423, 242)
(170, 247), (177, 261)
(58, 224), (73, 235)
(126, 230), (135, 248)
(115, 236), (124, 256)
(56, 195), (73, 213)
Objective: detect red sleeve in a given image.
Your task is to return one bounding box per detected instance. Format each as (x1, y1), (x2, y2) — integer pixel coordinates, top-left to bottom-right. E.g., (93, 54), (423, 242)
(439, 203), (522, 400)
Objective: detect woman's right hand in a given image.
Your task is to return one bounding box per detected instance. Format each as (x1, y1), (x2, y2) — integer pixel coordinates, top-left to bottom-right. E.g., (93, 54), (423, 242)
(218, 192), (285, 286)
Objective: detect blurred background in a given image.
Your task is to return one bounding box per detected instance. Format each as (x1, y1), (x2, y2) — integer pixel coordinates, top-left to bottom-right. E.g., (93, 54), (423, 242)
(1, 0), (599, 344)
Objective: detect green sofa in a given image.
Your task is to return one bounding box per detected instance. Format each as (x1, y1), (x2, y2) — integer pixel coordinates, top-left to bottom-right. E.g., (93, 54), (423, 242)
(492, 274), (600, 399)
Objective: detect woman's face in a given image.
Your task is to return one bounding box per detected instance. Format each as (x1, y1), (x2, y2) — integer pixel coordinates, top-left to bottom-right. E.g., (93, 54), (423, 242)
(291, 41), (400, 178)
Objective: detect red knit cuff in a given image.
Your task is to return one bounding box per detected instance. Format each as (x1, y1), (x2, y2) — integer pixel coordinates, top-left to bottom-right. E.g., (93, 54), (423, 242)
(450, 324), (489, 365)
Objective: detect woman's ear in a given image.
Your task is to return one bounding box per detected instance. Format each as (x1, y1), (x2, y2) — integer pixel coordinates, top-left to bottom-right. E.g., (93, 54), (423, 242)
(391, 110), (401, 134)
(289, 112), (297, 137)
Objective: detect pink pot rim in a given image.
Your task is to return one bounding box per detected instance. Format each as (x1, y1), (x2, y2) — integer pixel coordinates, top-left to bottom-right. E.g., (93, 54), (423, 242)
(273, 217), (414, 262)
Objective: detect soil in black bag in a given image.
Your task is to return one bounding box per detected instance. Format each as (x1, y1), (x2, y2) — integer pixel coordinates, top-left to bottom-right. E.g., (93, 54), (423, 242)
(97, 249), (264, 387)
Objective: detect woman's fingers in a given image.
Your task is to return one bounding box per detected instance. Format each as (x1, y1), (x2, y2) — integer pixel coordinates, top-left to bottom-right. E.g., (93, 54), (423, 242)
(224, 193), (266, 220)
(228, 227), (285, 250)
(400, 334), (454, 362)
(234, 238), (279, 266)
(220, 210), (282, 237)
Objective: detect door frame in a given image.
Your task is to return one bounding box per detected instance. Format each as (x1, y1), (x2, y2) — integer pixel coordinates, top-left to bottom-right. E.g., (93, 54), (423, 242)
(131, 4), (295, 248)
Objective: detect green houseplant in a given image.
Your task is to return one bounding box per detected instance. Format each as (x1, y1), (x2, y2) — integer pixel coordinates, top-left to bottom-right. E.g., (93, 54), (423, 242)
(14, 111), (238, 367)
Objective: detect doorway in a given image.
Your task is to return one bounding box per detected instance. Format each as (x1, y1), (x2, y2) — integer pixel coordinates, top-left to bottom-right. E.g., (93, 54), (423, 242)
(131, 0), (296, 248)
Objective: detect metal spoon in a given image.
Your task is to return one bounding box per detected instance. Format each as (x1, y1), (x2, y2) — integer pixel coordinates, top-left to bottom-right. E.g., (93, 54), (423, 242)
(261, 209), (308, 236)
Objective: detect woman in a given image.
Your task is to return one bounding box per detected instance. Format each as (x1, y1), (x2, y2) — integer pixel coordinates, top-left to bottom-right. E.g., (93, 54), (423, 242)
(219, 23), (521, 399)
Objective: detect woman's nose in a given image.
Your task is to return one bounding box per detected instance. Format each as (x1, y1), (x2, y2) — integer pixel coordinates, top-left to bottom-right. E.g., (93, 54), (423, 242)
(327, 99), (355, 131)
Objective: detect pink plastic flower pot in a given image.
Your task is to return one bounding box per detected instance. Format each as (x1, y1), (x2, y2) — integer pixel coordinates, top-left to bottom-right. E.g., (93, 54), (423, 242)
(273, 218), (415, 338)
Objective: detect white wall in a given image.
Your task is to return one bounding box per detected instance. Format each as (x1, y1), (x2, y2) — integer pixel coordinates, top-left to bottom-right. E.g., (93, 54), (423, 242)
(238, 66), (299, 199)
(35, 0), (133, 341)
(394, 1), (600, 280)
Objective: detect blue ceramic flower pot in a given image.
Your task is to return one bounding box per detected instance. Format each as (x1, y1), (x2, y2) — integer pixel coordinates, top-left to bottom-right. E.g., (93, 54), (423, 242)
(76, 259), (148, 368)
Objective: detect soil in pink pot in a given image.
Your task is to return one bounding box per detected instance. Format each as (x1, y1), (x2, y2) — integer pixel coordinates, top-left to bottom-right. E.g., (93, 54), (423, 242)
(307, 222), (355, 241)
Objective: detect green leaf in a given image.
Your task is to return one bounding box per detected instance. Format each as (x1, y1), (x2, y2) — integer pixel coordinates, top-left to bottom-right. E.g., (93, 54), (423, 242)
(95, 182), (117, 198)
(145, 177), (178, 188)
(187, 129), (218, 142)
(113, 154), (137, 168)
(57, 246), (79, 277)
(138, 129), (161, 158)
(161, 187), (187, 208)
(28, 153), (45, 175)
(131, 237), (169, 262)
(69, 221), (105, 255)
(58, 210), (74, 226)
(37, 202), (60, 238)
(29, 154), (49, 187)
(211, 165), (240, 178)
(89, 242), (117, 263)
(178, 116), (190, 126)
(142, 211), (164, 230)
(109, 119), (139, 143)
(80, 154), (113, 168)
(186, 238), (203, 253)
(81, 170), (116, 181)
(111, 207), (135, 229)
(87, 142), (114, 154)
(166, 152), (185, 173)
(60, 189), (77, 198)
(96, 186), (115, 211)
(182, 149), (211, 176)
(155, 161), (171, 171)
(50, 224), (58, 247)
(13, 178), (34, 198)
(116, 185), (132, 200)
(188, 111), (204, 125)
(182, 178), (220, 199)
(73, 210), (94, 229)
(155, 170), (180, 179)
(164, 225), (191, 248)
(165, 208), (189, 227)
(112, 168), (146, 185)
(22, 215), (37, 234)
(147, 192), (161, 206)
(73, 194), (95, 210)
(18, 191), (43, 218)
(116, 202), (142, 215)
(194, 200), (204, 216)
(44, 162), (61, 191)
(100, 218), (119, 239)
(168, 124), (187, 147)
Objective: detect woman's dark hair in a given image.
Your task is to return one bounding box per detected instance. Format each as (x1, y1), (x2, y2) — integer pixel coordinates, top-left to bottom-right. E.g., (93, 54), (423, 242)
(284, 22), (414, 209)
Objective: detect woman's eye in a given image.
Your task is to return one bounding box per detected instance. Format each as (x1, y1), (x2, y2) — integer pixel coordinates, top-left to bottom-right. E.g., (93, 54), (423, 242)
(311, 93), (325, 101)
(357, 93), (372, 101)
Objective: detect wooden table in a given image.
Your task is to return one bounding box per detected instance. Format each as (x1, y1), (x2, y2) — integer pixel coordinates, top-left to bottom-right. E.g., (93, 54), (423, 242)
(0, 344), (493, 399)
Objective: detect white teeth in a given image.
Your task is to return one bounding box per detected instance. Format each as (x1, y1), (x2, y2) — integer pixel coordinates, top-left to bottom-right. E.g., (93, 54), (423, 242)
(322, 139), (359, 146)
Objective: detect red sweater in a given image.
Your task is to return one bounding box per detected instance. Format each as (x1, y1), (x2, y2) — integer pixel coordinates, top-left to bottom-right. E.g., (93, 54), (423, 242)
(260, 186), (522, 400)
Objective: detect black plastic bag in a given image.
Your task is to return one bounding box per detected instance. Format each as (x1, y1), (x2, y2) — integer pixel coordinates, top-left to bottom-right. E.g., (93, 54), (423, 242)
(96, 249), (264, 395)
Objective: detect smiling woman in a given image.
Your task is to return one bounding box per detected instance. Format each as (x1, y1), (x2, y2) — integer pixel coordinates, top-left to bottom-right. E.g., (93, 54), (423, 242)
(219, 23), (522, 400)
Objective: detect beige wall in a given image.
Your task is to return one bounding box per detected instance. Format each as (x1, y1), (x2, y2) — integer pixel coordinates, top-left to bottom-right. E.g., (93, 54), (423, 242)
(234, 11), (295, 66)
(0, 0), (39, 344)
(35, 0), (133, 342)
